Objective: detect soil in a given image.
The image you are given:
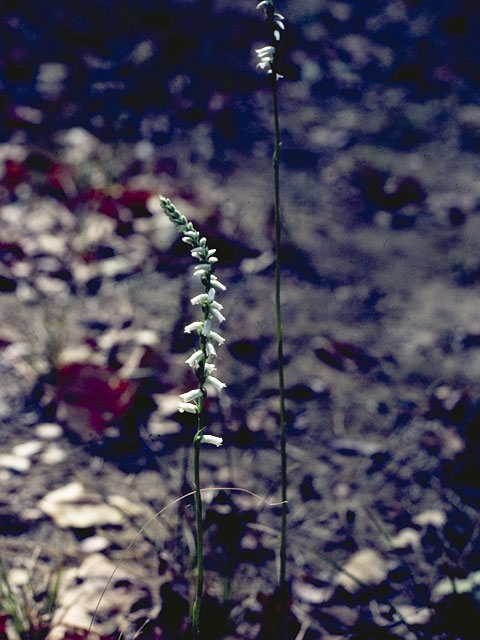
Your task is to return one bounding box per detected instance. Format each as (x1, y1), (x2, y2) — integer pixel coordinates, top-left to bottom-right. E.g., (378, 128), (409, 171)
(1, 1), (480, 639)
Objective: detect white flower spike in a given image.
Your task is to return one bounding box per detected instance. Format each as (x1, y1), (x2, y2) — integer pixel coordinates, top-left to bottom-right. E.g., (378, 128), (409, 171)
(159, 195), (227, 425)
(256, 0), (286, 79)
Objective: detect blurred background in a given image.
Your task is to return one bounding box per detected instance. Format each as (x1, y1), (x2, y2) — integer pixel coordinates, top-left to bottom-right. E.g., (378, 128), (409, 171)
(2, 1), (480, 638)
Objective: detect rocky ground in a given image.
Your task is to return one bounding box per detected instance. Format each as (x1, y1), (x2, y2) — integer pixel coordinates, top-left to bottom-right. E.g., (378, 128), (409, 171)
(2, 1), (480, 638)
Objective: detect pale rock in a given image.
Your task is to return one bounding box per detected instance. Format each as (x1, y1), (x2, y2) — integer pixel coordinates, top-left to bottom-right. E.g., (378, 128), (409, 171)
(293, 579), (333, 604)
(148, 417), (181, 437)
(40, 444), (67, 465)
(396, 604), (432, 625)
(57, 345), (96, 364)
(155, 393), (182, 417)
(107, 494), (145, 517)
(79, 535), (110, 554)
(8, 568), (30, 587)
(38, 482), (125, 528)
(36, 233), (66, 256)
(390, 528), (421, 550)
(98, 256), (132, 278)
(0, 453), (31, 473)
(412, 509), (446, 528)
(35, 423), (63, 439)
(57, 127), (99, 164)
(11, 261), (32, 278)
(133, 329), (158, 346)
(34, 275), (70, 298)
(433, 570), (480, 600)
(334, 549), (387, 593)
(46, 553), (155, 639)
(12, 440), (44, 458)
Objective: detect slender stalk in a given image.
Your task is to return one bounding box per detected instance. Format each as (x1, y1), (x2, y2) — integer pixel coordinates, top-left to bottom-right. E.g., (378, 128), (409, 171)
(192, 337), (207, 639)
(262, 0), (288, 590)
(192, 418), (204, 639)
(271, 71), (287, 589)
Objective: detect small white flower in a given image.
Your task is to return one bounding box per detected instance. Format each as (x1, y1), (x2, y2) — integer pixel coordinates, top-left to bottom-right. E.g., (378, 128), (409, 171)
(209, 331), (225, 345)
(184, 321), (203, 333)
(210, 276), (227, 291)
(201, 434), (223, 447)
(210, 308), (226, 323)
(256, 0), (268, 9)
(208, 256), (218, 264)
(208, 287), (216, 302)
(182, 237), (194, 245)
(206, 375), (226, 392)
(207, 249), (217, 257)
(193, 267), (209, 277)
(202, 319), (212, 336)
(180, 388), (203, 402)
(191, 293), (210, 305)
(206, 341), (217, 358)
(190, 247), (204, 257)
(185, 350), (204, 368)
(274, 30), (280, 41)
(204, 363), (216, 374)
(257, 60), (271, 70)
(178, 402), (198, 414)
(256, 45), (275, 57)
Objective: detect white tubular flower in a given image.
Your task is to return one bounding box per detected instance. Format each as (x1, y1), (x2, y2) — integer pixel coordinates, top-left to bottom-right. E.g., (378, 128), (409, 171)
(180, 388), (203, 402)
(201, 434), (223, 447)
(209, 331), (225, 345)
(178, 402), (198, 414)
(210, 277), (227, 291)
(274, 30), (280, 41)
(206, 341), (217, 358)
(202, 319), (212, 336)
(256, 45), (275, 57)
(207, 287), (216, 301)
(256, 0), (268, 9)
(193, 267), (209, 277)
(191, 293), (210, 305)
(206, 376), (226, 392)
(210, 308), (226, 323)
(204, 363), (216, 374)
(185, 350), (204, 368)
(184, 321), (203, 333)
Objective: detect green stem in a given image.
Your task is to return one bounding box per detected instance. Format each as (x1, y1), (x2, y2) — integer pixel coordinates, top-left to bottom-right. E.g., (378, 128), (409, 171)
(192, 417), (204, 640)
(192, 392), (205, 640)
(270, 39), (288, 589)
